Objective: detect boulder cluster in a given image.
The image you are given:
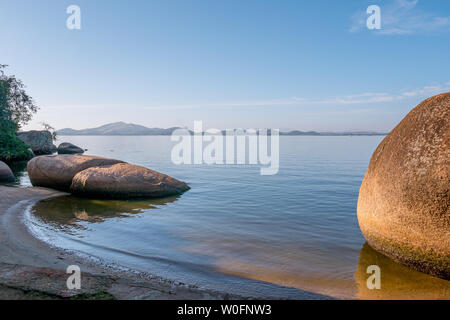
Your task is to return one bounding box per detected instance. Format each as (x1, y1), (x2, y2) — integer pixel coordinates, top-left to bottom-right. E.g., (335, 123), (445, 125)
(17, 131), (85, 155)
(11, 131), (187, 199)
(27, 155), (189, 199)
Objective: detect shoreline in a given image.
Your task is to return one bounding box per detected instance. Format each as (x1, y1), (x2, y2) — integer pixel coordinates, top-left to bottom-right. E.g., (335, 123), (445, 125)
(0, 185), (330, 300)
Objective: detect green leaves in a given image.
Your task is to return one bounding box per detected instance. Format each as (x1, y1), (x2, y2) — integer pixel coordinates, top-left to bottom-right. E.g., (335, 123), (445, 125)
(0, 65), (39, 129)
(0, 65), (37, 161)
(0, 129), (33, 161)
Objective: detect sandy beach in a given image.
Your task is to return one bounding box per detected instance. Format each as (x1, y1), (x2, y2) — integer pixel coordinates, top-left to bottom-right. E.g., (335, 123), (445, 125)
(0, 185), (329, 300)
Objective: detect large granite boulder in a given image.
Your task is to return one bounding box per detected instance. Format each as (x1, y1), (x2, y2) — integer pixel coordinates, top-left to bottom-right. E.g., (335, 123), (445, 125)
(0, 161), (15, 182)
(357, 93), (450, 280)
(70, 163), (190, 199)
(58, 142), (84, 154)
(27, 155), (124, 191)
(17, 130), (57, 155)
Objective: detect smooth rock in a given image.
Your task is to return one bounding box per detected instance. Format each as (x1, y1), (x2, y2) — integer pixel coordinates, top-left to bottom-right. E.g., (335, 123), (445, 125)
(357, 93), (450, 279)
(57, 142), (84, 154)
(0, 161), (15, 182)
(17, 130), (57, 155)
(70, 163), (190, 199)
(27, 155), (125, 191)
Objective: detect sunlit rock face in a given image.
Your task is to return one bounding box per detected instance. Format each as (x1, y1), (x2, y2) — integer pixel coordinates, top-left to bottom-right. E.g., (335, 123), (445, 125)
(70, 163), (190, 199)
(357, 93), (450, 280)
(27, 155), (124, 191)
(27, 155), (189, 199)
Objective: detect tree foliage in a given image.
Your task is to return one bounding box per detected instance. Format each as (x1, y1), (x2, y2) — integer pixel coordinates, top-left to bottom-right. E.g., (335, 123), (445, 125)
(0, 65), (37, 161)
(0, 64), (38, 128)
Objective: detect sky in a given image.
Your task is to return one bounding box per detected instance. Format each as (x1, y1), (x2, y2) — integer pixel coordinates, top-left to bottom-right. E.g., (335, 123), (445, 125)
(1, 0), (449, 132)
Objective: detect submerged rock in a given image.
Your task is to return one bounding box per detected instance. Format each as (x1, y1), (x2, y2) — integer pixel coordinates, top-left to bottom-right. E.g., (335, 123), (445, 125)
(70, 163), (190, 199)
(17, 130), (57, 155)
(27, 155), (124, 191)
(357, 93), (450, 280)
(57, 142), (84, 154)
(0, 161), (15, 182)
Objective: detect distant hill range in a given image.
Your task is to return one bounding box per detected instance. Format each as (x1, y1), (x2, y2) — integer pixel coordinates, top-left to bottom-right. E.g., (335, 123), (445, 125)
(57, 122), (179, 136)
(57, 122), (387, 136)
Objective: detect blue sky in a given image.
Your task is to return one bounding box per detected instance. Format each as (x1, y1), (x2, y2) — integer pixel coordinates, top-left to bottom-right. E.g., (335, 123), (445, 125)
(1, 0), (449, 131)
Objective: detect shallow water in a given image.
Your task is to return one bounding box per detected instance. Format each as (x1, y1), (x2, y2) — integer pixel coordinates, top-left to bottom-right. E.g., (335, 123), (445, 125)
(13, 136), (450, 299)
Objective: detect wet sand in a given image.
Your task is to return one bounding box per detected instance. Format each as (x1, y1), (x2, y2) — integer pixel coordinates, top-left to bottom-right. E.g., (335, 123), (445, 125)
(0, 186), (329, 300)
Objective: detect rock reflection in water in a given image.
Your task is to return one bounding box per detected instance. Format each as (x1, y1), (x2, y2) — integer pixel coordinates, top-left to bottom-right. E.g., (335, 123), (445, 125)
(31, 195), (179, 230)
(356, 243), (450, 300)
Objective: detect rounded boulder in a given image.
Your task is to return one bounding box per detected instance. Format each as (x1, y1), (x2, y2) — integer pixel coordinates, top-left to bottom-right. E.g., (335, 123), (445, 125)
(357, 93), (450, 279)
(27, 155), (125, 191)
(70, 163), (190, 199)
(0, 161), (15, 182)
(58, 142), (84, 154)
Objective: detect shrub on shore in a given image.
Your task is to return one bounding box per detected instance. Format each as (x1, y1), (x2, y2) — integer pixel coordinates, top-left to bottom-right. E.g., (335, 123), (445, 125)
(0, 129), (33, 161)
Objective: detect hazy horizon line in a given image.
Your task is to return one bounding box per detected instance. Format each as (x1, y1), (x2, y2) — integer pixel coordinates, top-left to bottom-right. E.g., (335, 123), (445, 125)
(40, 121), (389, 134)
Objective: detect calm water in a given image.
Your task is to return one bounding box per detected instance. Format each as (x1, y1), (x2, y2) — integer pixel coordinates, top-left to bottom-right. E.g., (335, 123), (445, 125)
(13, 136), (450, 299)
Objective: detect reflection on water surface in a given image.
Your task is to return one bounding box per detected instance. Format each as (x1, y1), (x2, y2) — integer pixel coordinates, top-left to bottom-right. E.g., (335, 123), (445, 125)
(31, 195), (179, 229)
(356, 243), (449, 300)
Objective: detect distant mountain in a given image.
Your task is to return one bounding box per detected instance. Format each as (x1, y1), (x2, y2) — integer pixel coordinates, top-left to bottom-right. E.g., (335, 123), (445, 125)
(57, 122), (181, 136)
(279, 130), (321, 136)
(57, 122), (387, 136)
